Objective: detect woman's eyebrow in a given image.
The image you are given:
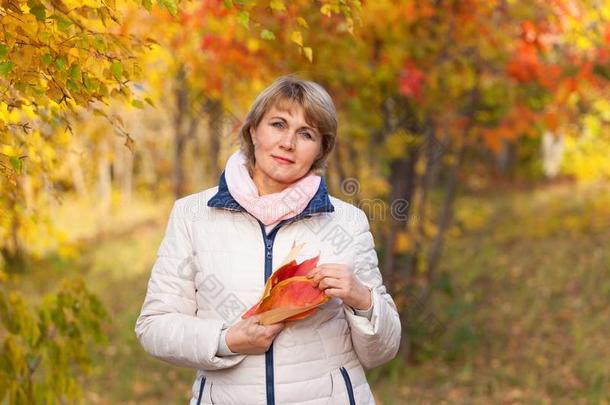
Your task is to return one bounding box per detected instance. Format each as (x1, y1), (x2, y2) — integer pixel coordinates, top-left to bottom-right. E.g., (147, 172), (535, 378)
(270, 116), (316, 131)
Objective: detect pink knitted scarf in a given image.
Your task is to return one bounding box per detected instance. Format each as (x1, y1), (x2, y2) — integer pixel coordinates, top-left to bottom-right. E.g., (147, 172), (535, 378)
(224, 150), (321, 226)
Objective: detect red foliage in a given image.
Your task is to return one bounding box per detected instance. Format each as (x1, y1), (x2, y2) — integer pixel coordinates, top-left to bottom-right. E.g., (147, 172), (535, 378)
(398, 60), (425, 101)
(242, 252), (324, 324)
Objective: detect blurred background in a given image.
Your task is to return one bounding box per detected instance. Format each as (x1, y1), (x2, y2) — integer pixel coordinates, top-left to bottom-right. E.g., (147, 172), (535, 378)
(1, 0), (609, 403)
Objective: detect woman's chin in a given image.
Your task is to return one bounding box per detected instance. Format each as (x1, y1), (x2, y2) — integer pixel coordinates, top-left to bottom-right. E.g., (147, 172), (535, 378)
(271, 175), (298, 185)
(264, 169), (299, 183)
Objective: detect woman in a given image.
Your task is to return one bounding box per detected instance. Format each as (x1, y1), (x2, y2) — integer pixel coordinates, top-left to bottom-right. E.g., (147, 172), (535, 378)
(135, 75), (401, 405)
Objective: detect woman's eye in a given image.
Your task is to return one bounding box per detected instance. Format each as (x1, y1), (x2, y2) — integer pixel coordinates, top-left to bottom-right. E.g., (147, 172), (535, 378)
(301, 132), (313, 139)
(271, 122), (284, 128)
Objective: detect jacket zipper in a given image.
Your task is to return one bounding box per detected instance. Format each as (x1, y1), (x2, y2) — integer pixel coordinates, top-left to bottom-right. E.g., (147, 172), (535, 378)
(339, 366), (356, 405)
(196, 376), (206, 405)
(259, 221), (282, 405)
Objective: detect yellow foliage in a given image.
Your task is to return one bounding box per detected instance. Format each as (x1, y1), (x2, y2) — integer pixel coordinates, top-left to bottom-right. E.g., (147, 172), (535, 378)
(385, 130), (413, 160)
(562, 130), (610, 182)
(395, 231), (413, 253)
(423, 221), (438, 238)
(291, 30), (303, 47)
(303, 47), (313, 63)
(455, 201), (491, 231)
(246, 38), (260, 52)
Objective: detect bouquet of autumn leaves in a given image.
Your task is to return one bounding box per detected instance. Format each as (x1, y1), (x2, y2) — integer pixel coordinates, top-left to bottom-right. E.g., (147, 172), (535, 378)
(241, 242), (330, 325)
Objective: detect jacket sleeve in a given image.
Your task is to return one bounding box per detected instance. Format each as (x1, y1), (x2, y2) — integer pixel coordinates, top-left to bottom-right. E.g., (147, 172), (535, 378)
(134, 200), (247, 370)
(342, 209), (402, 370)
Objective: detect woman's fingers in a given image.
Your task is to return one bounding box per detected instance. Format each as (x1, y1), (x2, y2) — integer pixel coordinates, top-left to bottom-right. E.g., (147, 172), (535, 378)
(308, 266), (346, 285)
(317, 276), (342, 291)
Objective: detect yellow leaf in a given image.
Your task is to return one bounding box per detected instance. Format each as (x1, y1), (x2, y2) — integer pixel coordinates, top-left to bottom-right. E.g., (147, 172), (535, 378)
(394, 231), (412, 253)
(320, 4), (332, 17)
(269, 0), (286, 12)
(423, 221), (438, 237)
(303, 47), (312, 62)
(82, 0), (103, 6)
(124, 134), (135, 153)
(258, 301), (325, 325)
(246, 38), (260, 52)
(297, 17), (309, 29)
(67, 47), (80, 64)
(290, 30), (303, 47)
(21, 14), (38, 35)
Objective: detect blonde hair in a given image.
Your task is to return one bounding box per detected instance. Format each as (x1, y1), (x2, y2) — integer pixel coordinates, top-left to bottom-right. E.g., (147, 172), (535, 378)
(239, 74), (337, 176)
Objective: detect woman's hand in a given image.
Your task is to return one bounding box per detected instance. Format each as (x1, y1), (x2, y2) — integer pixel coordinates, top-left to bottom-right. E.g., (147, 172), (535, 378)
(307, 264), (372, 311)
(225, 315), (286, 355)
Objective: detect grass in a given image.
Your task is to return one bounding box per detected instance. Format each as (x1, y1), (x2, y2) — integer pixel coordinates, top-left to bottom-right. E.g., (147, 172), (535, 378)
(373, 180), (610, 404)
(9, 181), (610, 404)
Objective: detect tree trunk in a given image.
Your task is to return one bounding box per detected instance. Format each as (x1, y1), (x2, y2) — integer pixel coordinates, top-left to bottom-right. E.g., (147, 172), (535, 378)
(97, 139), (112, 215)
(409, 122), (443, 289)
(173, 133), (188, 198)
(384, 148), (418, 287)
(542, 130), (564, 179)
(68, 152), (87, 197)
(121, 143), (133, 203)
(206, 99), (223, 179)
(172, 65), (189, 198)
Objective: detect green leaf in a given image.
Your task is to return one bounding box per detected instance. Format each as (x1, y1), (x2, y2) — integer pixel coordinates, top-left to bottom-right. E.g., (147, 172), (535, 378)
(593, 63), (610, 80)
(93, 36), (107, 52)
(54, 57), (66, 71)
(41, 53), (52, 65)
(260, 29), (275, 40)
(67, 79), (79, 92)
(32, 86), (45, 95)
(9, 156), (22, 173)
(82, 73), (94, 90)
(142, 0), (152, 11)
(144, 97), (156, 107)
(131, 99), (144, 109)
(236, 11), (249, 28)
(270, 0), (286, 12)
(69, 64), (81, 80)
(0, 61), (14, 76)
(223, 0), (233, 8)
(158, 0), (177, 16)
(0, 44), (8, 59)
(57, 16), (72, 31)
(30, 4), (46, 21)
(110, 62), (123, 80)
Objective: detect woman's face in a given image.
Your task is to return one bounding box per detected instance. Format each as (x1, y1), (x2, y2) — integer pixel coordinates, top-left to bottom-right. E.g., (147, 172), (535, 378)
(250, 102), (322, 195)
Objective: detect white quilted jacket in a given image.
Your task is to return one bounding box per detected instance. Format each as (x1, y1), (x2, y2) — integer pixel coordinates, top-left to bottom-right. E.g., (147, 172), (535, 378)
(134, 174), (402, 404)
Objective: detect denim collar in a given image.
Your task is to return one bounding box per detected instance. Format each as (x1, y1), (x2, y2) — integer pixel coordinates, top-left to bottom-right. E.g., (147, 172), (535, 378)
(207, 171), (335, 224)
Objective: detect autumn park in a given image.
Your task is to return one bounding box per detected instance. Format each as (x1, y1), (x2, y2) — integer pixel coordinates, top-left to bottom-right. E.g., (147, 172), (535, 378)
(1, 0), (609, 403)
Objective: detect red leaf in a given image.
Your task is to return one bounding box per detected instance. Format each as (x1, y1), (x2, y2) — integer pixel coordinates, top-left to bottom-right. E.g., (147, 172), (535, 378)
(241, 243), (326, 324)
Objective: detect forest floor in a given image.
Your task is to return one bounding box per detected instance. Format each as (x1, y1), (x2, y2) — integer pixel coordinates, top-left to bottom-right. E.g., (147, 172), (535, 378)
(16, 180), (610, 404)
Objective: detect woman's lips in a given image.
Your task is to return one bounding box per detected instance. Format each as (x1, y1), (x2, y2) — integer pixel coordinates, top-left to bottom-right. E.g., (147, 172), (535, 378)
(272, 155), (294, 164)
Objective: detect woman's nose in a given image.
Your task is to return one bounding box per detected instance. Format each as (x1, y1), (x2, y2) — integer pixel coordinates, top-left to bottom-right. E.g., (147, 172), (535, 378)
(279, 132), (296, 150)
